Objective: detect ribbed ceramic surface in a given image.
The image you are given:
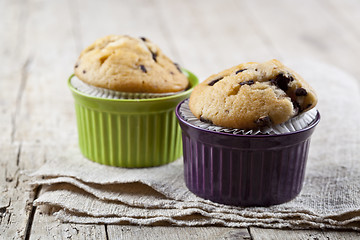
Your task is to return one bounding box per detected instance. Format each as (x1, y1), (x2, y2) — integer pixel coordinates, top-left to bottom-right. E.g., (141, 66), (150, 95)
(176, 99), (320, 206)
(69, 70), (198, 168)
(182, 136), (311, 206)
(75, 103), (182, 168)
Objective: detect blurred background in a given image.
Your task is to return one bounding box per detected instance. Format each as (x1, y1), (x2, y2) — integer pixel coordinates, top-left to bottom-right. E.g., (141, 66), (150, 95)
(3, 0), (360, 82)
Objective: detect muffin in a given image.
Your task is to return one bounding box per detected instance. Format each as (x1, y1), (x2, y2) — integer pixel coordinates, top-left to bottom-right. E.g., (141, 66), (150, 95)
(176, 60), (320, 206)
(74, 35), (189, 93)
(68, 35), (198, 168)
(189, 59), (317, 129)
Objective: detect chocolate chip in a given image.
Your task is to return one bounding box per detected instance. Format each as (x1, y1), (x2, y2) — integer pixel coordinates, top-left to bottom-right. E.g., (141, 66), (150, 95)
(140, 65), (147, 73)
(239, 80), (254, 86)
(306, 103), (313, 109)
(208, 76), (223, 86)
(270, 73), (294, 92)
(295, 88), (308, 96)
(235, 69), (247, 74)
(255, 116), (272, 127)
(140, 37), (147, 41)
(151, 51), (157, 62)
(75, 64), (79, 68)
(292, 101), (301, 115)
(174, 63), (182, 73)
(170, 71), (174, 75)
(82, 70), (86, 74)
(199, 117), (213, 124)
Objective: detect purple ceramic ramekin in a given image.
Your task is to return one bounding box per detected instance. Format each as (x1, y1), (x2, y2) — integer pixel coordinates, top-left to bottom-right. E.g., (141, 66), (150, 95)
(175, 99), (320, 207)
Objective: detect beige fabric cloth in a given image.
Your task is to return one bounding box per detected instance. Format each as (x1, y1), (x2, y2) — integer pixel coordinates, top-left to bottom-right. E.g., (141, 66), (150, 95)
(29, 60), (360, 230)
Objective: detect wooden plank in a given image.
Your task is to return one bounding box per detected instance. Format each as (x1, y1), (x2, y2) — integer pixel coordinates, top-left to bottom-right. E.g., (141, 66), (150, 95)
(250, 227), (360, 240)
(244, 0), (360, 79)
(0, 144), (23, 238)
(0, 142), (47, 238)
(108, 225), (251, 240)
(10, 0), (78, 145)
(0, 0), (40, 238)
(74, 0), (179, 60)
(28, 205), (107, 240)
(0, 0), (25, 144)
(314, 0), (360, 81)
(324, 0), (360, 40)
(1, 0), (108, 238)
(152, 0), (277, 81)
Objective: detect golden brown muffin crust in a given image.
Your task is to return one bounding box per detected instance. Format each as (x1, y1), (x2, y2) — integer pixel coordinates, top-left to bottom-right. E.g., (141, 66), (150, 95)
(189, 59), (317, 129)
(74, 35), (189, 93)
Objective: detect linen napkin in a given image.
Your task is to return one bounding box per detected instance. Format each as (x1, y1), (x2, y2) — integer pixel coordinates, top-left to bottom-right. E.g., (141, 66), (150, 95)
(29, 60), (360, 230)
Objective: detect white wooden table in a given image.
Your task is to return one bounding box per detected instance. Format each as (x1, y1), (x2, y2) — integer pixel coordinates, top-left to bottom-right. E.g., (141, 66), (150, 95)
(1, 0), (360, 239)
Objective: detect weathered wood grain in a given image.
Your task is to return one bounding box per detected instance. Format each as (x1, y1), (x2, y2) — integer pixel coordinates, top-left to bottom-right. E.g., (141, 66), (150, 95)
(324, 0), (360, 45)
(0, 0), (107, 238)
(1, 0), (360, 239)
(28, 205), (107, 240)
(108, 225), (251, 240)
(0, 0), (24, 144)
(0, 0), (40, 238)
(3, 1), (107, 239)
(154, 0), (276, 80)
(250, 227), (360, 240)
(245, 0), (360, 80)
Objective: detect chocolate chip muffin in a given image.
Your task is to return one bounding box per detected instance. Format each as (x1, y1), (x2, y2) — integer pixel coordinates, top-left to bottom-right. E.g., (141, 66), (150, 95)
(189, 59), (317, 129)
(74, 35), (189, 93)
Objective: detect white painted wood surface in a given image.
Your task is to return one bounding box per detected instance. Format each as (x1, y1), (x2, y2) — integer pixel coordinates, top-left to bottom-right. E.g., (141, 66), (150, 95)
(1, 0), (359, 239)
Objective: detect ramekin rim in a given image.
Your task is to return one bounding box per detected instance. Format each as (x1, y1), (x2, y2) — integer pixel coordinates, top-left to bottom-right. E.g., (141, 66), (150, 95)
(67, 69), (198, 103)
(175, 99), (320, 138)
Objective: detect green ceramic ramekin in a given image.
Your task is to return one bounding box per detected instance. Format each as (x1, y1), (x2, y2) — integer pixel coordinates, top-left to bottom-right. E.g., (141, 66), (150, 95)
(68, 70), (198, 168)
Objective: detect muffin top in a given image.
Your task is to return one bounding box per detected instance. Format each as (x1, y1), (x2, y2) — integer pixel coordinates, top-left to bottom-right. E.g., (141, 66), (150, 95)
(189, 59), (317, 129)
(74, 35), (189, 93)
